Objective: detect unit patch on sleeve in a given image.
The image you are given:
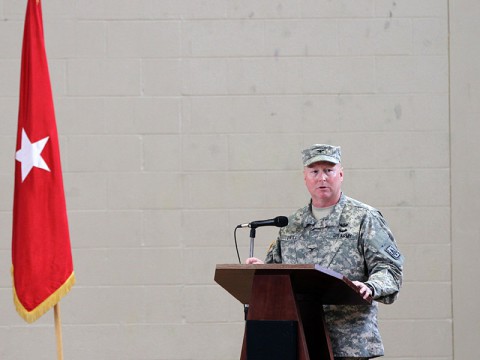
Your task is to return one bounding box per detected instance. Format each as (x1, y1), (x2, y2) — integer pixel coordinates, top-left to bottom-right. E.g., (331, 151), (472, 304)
(385, 245), (401, 259)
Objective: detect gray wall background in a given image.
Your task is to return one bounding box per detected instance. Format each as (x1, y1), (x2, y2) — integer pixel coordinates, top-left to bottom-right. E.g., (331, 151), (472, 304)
(0, 0), (477, 359)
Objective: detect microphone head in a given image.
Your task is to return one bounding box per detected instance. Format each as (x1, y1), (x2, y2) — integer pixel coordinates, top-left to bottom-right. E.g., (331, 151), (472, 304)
(274, 216), (289, 227)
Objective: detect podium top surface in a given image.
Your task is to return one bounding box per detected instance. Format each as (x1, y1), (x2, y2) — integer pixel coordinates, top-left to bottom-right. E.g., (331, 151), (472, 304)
(214, 264), (371, 305)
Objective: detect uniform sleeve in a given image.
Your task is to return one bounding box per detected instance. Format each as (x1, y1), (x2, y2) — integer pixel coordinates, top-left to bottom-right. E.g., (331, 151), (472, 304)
(264, 222), (293, 264)
(264, 238), (282, 264)
(361, 211), (404, 304)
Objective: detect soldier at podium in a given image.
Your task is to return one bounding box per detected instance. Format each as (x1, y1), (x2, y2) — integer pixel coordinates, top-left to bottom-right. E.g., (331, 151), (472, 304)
(246, 144), (404, 360)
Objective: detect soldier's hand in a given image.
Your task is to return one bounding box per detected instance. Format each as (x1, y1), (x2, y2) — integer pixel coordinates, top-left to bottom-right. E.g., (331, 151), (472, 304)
(352, 280), (372, 300)
(245, 257), (264, 264)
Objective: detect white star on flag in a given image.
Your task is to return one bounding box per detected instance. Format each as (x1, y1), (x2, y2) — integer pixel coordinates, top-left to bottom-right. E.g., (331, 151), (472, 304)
(15, 128), (50, 182)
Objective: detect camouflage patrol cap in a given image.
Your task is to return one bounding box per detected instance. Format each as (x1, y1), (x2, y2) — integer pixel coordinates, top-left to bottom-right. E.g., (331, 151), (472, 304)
(302, 144), (341, 166)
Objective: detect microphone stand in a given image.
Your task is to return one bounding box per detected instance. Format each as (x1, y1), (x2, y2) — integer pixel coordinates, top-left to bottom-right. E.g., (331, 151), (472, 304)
(249, 228), (256, 258)
(245, 227), (256, 320)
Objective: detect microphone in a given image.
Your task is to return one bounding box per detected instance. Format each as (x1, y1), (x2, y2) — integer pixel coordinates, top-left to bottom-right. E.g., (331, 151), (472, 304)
(238, 216), (288, 229)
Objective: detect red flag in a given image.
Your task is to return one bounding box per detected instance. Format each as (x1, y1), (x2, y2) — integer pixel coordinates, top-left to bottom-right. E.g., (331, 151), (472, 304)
(12, 0), (75, 323)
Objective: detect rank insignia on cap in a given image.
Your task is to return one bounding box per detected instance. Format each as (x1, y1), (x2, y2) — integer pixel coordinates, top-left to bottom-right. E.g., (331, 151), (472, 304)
(301, 144), (341, 166)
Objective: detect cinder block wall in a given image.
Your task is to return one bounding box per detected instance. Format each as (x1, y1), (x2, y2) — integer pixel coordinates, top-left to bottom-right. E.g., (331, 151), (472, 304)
(0, 0), (473, 359)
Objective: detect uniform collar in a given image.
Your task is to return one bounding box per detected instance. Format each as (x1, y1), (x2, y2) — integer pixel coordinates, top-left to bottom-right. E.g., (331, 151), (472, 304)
(305, 193), (347, 228)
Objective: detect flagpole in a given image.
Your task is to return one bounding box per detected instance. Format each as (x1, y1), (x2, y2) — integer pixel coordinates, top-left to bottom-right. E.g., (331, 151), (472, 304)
(54, 304), (64, 360)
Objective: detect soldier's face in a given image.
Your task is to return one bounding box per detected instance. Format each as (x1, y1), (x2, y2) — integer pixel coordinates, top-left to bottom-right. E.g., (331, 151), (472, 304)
(303, 161), (343, 207)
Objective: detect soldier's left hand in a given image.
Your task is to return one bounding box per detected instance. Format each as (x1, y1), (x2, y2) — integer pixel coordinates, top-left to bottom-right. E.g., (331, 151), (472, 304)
(352, 281), (372, 300)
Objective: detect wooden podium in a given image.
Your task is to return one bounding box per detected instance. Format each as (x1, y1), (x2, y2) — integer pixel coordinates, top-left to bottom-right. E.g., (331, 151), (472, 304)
(214, 264), (371, 360)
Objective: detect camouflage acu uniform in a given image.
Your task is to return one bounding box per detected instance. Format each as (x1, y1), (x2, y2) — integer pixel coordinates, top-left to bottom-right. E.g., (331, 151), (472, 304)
(265, 193), (404, 358)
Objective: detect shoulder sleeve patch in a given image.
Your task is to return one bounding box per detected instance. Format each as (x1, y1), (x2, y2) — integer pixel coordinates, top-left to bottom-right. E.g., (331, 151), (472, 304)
(385, 245), (401, 259)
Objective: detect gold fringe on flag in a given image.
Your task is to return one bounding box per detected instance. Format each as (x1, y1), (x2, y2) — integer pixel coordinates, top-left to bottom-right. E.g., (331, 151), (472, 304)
(12, 268), (76, 324)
